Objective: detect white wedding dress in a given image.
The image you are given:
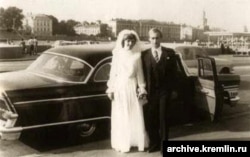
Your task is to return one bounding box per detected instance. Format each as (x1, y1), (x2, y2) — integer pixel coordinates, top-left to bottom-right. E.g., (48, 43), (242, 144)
(107, 49), (148, 152)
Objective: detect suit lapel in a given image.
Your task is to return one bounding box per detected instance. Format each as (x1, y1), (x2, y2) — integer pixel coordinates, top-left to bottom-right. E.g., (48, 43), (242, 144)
(160, 47), (167, 60)
(145, 49), (152, 93)
(146, 49), (152, 73)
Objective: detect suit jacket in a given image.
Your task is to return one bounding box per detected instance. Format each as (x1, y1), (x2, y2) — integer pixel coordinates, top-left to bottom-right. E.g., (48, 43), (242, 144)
(141, 46), (177, 97)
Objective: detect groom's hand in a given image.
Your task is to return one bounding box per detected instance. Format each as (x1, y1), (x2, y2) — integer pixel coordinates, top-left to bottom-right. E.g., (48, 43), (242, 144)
(107, 93), (114, 100)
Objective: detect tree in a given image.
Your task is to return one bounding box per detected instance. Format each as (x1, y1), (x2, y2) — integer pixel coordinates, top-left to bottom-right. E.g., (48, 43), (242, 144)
(47, 16), (80, 36)
(83, 21), (89, 25)
(48, 15), (60, 35)
(66, 19), (80, 35)
(0, 6), (24, 30)
(55, 19), (79, 36)
(58, 20), (67, 35)
(0, 7), (5, 28)
(96, 20), (101, 25)
(97, 24), (109, 37)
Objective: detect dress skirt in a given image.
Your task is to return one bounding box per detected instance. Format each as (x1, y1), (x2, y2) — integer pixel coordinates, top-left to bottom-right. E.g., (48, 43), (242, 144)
(111, 78), (148, 152)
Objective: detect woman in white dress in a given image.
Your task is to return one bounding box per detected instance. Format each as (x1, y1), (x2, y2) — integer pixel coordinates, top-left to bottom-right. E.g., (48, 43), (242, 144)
(106, 30), (148, 153)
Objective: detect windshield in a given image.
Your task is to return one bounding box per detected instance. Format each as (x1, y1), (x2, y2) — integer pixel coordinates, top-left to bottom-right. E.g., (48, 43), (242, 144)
(175, 47), (208, 75)
(175, 47), (208, 60)
(27, 53), (92, 82)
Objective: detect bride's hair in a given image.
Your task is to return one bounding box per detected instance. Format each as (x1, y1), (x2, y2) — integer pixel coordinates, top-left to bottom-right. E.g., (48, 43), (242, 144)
(121, 33), (137, 47)
(113, 29), (141, 54)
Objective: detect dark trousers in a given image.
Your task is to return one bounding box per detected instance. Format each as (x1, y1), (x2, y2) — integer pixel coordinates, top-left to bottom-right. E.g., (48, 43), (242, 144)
(29, 45), (34, 55)
(144, 90), (170, 147)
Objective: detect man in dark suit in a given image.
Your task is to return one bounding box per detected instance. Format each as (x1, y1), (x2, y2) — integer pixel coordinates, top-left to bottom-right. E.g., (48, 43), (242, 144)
(141, 28), (177, 153)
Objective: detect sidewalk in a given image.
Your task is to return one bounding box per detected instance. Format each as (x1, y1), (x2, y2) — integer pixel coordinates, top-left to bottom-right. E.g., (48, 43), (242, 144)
(0, 53), (40, 62)
(20, 140), (161, 157)
(0, 54), (40, 72)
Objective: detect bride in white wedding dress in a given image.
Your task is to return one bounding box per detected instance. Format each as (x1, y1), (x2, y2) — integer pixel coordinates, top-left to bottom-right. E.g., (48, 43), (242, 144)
(106, 29), (148, 153)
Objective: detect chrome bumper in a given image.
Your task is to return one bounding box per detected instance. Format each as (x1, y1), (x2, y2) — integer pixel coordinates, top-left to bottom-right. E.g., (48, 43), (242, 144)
(0, 120), (22, 140)
(230, 96), (240, 102)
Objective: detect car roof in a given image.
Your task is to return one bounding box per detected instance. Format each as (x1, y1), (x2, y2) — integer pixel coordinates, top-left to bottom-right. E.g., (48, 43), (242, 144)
(161, 43), (201, 49)
(44, 42), (192, 66)
(44, 43), (114, 67)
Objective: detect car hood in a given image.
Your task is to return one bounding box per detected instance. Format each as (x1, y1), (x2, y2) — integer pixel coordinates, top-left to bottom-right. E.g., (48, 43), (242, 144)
(212, 57), (232, 65)
(0, 70), (61, 91)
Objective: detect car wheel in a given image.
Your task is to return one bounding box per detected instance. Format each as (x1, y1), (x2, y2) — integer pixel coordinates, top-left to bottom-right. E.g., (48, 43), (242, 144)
(76, 122), (96, 137)
(67, 120), (110, 144)
(219, 67), (230, 74)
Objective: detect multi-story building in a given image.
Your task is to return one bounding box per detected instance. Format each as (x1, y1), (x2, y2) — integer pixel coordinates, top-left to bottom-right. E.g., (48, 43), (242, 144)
(74, 23), (108, 36)
(107, 19), (181, 42)
(74, 23), (101, 36)
(180, 26), (193, 40)
(23, 13), (52, 36)
(204, 31), (250, 48)
(180, 25), (207, 41)
(33, 14), (52, 36)
(107, 19), (140, 37)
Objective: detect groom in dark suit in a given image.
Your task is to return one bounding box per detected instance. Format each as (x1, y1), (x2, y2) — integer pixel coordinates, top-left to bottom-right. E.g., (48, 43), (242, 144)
(141, 28), (177, 153)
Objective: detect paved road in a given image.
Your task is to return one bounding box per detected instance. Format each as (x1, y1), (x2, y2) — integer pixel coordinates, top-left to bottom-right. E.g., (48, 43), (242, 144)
(0, 54), (37, 72)
(0, 60), (34, 72)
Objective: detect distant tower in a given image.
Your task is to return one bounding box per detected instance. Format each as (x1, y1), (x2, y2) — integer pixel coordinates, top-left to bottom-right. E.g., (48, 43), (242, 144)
(202, 10), (209, 31)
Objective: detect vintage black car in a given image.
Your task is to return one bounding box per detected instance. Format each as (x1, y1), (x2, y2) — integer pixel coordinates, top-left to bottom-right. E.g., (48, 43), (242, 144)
(0, 44), (238, 141)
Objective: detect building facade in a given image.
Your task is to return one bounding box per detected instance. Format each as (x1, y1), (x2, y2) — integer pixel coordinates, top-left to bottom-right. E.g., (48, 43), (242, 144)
(204, 31), (250, 48)
(107, 19), (181, 42)
(33, 14), (52, 36)
(74, 24), (100, 36)
(23, 13), (52, 36)
(180, 25), (207, 41)
(74, 23), (109, 36)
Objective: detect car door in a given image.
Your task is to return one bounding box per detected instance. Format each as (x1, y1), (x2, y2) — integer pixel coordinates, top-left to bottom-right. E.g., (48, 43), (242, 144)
(194, 57), (224, 122)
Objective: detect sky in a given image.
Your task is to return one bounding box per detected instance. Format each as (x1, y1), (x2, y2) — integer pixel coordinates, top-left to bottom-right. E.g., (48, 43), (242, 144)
(1, 0), (250, 32)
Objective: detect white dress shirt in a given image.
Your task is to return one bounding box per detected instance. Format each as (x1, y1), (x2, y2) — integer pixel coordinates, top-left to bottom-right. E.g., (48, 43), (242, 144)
(151, 46), (162, 60)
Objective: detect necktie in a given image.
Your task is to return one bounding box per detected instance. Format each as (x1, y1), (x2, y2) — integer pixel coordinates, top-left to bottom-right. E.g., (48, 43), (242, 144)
(154, 50), (159, 62)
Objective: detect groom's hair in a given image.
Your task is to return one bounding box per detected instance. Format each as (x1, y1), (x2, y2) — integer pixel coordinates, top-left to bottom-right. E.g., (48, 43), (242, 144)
(149, 28), (163, 38)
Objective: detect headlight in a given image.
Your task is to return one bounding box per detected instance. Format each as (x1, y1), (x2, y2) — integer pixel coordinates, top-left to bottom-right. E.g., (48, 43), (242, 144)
(0, 98), (10, 121)
(0, 91), (18, 128)
(0, 99), (9, 111)
(0, 87), (12, 113)
(231, 67), (235, 74)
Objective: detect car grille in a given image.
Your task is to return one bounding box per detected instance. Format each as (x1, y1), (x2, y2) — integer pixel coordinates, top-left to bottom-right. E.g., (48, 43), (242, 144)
(229, 91), (238, 98)
(0, 99), (9, 121)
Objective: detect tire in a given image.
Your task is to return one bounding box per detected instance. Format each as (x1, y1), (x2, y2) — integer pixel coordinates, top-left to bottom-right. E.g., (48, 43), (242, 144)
(67, 120), (110, 144)
(219, 67), (230, 74)
(76, 122), (96, 137)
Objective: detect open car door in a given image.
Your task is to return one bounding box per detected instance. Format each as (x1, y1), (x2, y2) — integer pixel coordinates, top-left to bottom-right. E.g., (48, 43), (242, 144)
(195, 57), (224, 122)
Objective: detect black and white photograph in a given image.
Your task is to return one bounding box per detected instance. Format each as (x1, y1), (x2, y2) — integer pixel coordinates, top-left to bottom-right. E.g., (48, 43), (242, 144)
(0, 0), (250, 156)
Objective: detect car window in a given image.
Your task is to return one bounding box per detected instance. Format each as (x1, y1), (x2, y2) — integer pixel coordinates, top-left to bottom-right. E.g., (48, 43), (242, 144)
(182, 48), (193, 60)
(176, 47), (208, 61)
(94, 63), (111, 82)
(195, 48), (207, 58)
(176, 47), (196, 60)
(199, 58), (214, 80)
(28, 53), (91, 82)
